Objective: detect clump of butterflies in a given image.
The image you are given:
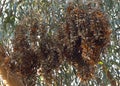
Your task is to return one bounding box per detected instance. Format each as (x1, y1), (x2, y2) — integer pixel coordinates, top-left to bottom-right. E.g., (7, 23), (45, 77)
(4, 1), (111, 85)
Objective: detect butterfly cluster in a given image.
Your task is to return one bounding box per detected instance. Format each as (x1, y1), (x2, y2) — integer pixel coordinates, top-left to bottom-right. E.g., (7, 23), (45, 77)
(6, 3), (111, 85)
(58, 5), (111, 81)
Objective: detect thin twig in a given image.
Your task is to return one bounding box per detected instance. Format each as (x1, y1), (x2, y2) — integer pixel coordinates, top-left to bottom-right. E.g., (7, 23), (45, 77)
(0, 0), (6, 15)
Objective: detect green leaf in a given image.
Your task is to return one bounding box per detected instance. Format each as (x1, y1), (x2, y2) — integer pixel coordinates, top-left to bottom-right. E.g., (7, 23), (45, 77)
(98, 61), (104, 65)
